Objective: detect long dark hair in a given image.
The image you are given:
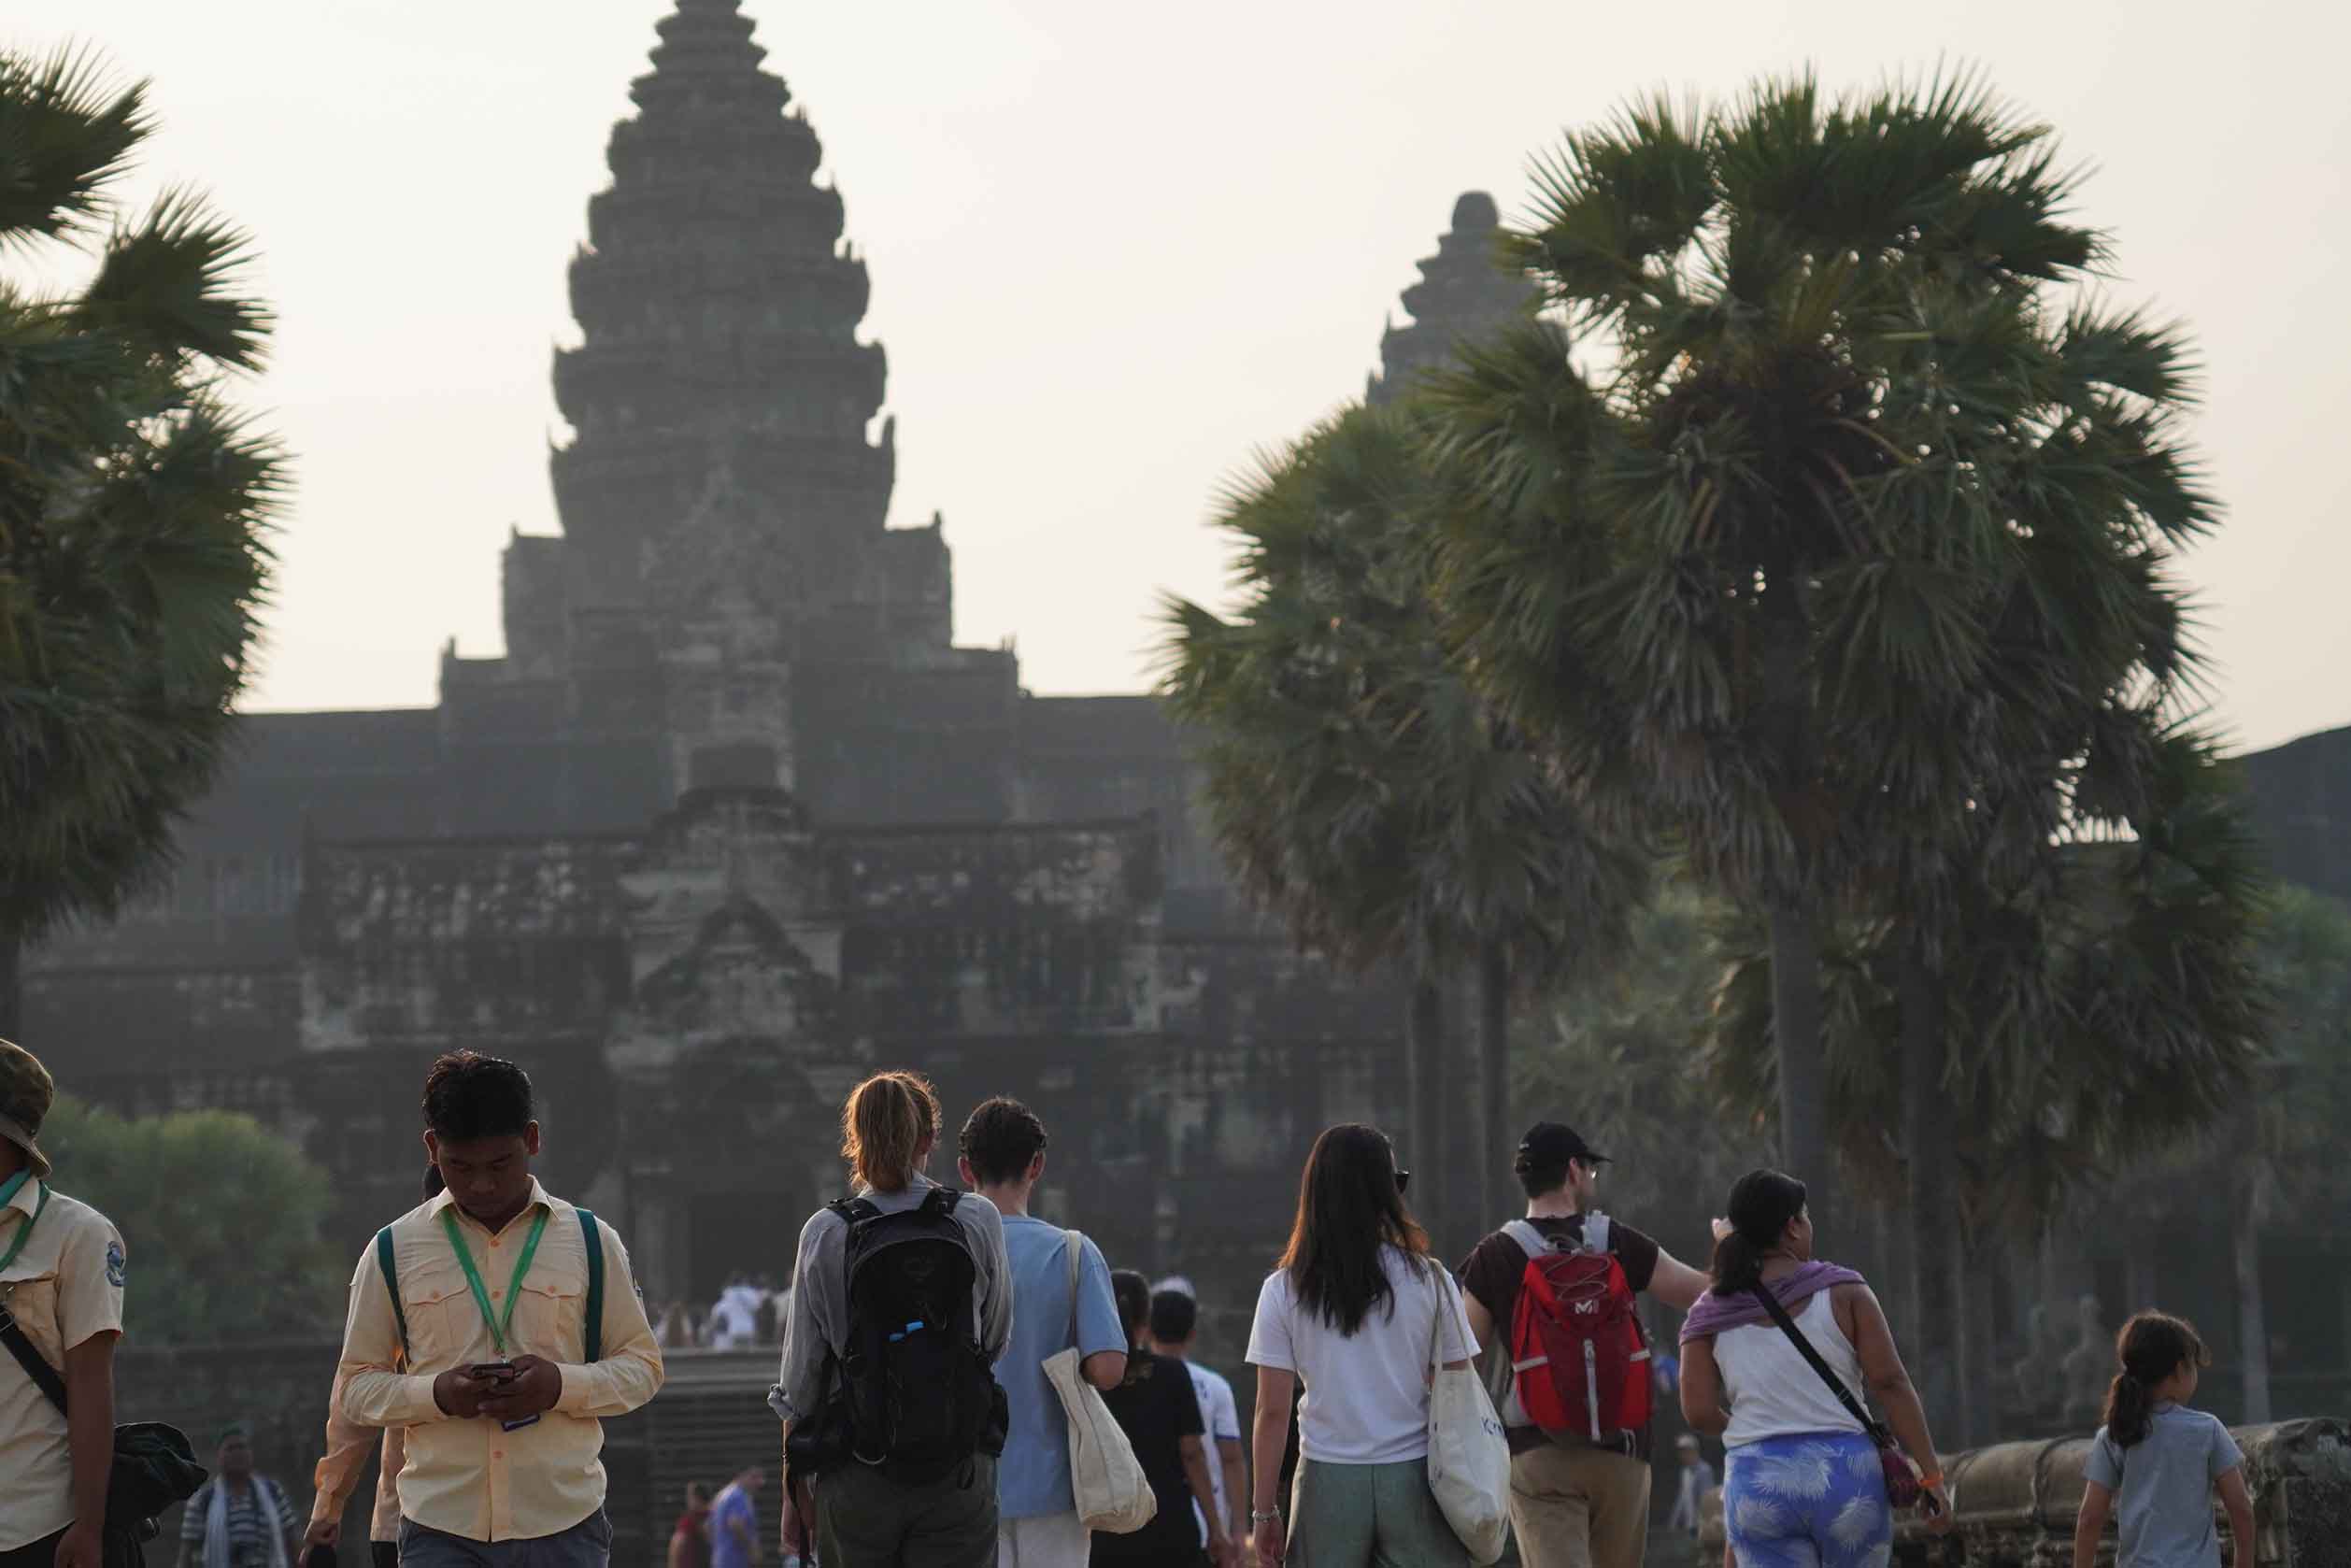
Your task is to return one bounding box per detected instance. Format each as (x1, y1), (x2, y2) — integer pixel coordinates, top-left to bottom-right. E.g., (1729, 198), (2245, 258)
(2103, 1311), (2208, 1448)
(1111, 1269), (1152, 1351)
(1277, 1123), (1428, 1335)
(1709, 1169), (1808, 1294)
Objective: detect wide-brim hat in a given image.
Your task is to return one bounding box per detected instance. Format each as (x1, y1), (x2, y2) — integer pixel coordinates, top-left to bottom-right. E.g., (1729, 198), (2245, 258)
(0, 1041), (55, 1180)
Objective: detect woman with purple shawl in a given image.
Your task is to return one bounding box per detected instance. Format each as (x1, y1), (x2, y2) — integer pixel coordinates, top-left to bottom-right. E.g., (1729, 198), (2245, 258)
(1677, 1171), (1952, 1566)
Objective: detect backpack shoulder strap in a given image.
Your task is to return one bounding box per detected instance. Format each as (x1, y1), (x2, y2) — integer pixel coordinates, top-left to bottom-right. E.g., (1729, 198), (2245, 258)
(577, 1208), (606, 1363)
(1584, 1212), (1613, 1256)
(376, 1226), (409, 1357)
(1063, 1230), (1082, 1344)
(924, 1186), (962, 1218)
(1501, 1219), (1551, 1260)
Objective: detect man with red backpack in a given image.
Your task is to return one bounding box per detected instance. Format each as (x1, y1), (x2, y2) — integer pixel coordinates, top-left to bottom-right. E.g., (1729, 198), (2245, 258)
(1456, 1124), (1711, 1568)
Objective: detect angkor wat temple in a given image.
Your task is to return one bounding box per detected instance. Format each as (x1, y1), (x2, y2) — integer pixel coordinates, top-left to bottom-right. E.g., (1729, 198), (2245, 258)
(30, 0), (1516, 1308)
(28, 0), (2350, 1450)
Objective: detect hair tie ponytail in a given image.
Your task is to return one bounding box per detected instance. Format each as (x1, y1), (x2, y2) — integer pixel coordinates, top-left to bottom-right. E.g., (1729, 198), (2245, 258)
(1712, 1231), (1764, 1293)
(1708, 1169), (1808, 1296)
(2102, 1310), (2209, 1449)
(2104, 1368), (2154, 1448)
(840, 1071), (942, 1194)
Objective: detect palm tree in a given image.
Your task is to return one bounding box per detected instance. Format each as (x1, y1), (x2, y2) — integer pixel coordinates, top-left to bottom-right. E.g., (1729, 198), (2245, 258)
(1160, 403), (1648, 1243)
(1426, 70), (2217, 1244)
(1708, 724), (2268, 1441)
(2111, 882), (2351, 1422)
(0, 48), (280, 1033)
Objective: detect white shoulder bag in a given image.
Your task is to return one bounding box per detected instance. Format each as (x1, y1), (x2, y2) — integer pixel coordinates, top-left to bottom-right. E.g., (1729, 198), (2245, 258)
(1041, 1229), (1157, 1533)
(1423, 1263), (1512, 1565)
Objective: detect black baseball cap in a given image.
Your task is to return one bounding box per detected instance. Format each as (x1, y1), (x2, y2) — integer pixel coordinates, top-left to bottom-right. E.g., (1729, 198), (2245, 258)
(1516, 1122), (1609, 1169)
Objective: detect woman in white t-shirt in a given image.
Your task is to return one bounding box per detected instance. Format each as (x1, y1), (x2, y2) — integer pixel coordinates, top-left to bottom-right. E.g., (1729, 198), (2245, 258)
(1246, 1124), (1475, 1568)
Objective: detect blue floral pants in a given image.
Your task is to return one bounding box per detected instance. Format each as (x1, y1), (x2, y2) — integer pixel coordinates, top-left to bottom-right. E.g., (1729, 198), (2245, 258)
(1722, 1433), (1892, 1568)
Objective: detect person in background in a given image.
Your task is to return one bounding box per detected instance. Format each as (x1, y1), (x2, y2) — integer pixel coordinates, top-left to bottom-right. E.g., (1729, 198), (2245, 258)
(2073, 1313), (2255, 1568)
(956, 1096), (1125, 1568)
(1678, 1170), (1950, 1568)
(1247, 1125), (1474, 1568)
(1455, 1122), (1712, 1568)
(1664, 1435), (1713, 1544)
(308, 1167), (445, 1568)
(335, 1051), (666, 1568)
(713, 1279), (761, 1351)
(710, 1467), (763, 1568)
(1147, 1290), (1246, 1561)
(671, 1484), (714, 1568)
(1098, 1273), (1228, 1568)
(179, 1427), (302, 1568)
(0, 1040), (125, 1568)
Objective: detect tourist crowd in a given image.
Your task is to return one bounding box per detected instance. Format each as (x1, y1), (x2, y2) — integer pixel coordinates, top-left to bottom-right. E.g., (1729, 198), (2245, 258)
(0, 1038), (2260, 1568)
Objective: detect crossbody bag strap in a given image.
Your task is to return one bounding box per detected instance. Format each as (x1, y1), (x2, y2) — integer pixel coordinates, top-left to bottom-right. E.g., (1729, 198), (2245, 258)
(1063, 1231), (1082, 1345)
(1425, 1260), (1460, 1376)
(0, 1306), (67, 1418)
(0, 1188), (68, 1418)
(1747, 1285), (1889, 1442)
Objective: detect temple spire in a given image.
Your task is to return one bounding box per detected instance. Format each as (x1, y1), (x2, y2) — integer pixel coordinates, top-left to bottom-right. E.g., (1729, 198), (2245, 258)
(549, 0), (892, 612)
(1366, 192), (1536, 406)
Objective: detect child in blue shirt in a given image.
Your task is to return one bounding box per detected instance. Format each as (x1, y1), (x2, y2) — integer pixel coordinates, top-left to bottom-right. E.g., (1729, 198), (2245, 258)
(2073, 1312), (2255, 1568)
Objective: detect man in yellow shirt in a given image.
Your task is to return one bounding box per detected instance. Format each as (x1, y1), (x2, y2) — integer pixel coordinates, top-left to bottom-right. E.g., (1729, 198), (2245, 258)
(333, 1052), (663, 1568)
(0, 1040), (124, 1568)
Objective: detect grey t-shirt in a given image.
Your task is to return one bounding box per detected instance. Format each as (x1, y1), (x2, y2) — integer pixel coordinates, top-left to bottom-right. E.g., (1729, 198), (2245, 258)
(769, 1175), (1013, 1424)
(2083, 1404), (2244, 1568)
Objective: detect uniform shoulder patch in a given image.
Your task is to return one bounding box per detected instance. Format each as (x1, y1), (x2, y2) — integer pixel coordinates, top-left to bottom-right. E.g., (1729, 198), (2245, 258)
(106, 1238), (126, 1289)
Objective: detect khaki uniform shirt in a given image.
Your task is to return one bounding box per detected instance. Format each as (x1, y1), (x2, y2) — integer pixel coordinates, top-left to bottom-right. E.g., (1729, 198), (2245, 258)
(312, 1385), (407, 1543)
(0, 1183), (126, 1550)
(335, 1181), (663, 1544)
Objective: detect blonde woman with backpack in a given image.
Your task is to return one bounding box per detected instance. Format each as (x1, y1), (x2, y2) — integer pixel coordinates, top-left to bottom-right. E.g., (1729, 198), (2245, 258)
(773, 1073), (1012, 1568)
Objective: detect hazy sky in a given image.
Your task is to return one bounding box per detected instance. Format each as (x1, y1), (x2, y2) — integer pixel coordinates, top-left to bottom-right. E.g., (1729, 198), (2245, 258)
(23, 1), (2351, 751)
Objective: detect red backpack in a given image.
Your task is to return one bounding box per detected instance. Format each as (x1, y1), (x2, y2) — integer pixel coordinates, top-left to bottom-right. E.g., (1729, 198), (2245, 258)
(1501, 1215), (1652, 1447)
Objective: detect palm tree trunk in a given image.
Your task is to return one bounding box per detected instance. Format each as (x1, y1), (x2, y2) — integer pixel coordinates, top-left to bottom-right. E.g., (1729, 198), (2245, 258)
(1765, 901), (1829, 1233)
(0, 930), (20, 1041)
(2234, 1168), (2273, 1424)
(1878, 1192), (1913, 1333)
(1968, 1248), (2002, 1447)
(1477, 941), (1510, 1228)
(1901, 936), (1959, 1432)
(1945, 1221), (1978, 1447)
(1407, 973), (1444, 1240)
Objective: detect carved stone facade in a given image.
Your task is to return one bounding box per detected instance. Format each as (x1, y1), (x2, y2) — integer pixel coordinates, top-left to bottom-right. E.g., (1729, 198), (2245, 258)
(23, 0), (1423, 1316)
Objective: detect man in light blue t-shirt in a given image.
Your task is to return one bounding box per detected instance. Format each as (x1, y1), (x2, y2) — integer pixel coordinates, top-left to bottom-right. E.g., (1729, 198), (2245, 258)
(707, 1467), (762, 1568)
(957, 1098), (1127, 1568)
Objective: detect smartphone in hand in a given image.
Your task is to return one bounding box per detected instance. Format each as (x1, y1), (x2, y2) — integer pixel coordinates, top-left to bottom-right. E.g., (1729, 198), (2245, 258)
(468, 1362), (518, 1383)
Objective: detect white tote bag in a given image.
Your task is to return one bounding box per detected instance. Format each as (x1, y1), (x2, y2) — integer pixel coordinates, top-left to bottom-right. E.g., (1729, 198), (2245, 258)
(1041, 1229), (1157, 1534)
(1423, 1267), (1512, 1565)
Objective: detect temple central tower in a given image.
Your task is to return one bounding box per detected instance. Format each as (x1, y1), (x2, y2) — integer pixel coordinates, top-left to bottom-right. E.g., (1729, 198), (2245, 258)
(550, 0), (895, 619)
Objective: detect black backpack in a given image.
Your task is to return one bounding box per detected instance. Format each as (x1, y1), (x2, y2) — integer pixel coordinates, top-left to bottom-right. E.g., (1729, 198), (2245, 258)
(827, 1187), (1005, 1483)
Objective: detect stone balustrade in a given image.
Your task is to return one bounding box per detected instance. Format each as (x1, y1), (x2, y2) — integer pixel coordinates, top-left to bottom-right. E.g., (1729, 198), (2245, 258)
(1696, 1418), (2348, 1566)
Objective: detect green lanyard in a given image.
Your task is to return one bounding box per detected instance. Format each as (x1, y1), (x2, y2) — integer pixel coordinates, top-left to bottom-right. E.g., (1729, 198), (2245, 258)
(441, 1207), (549, 1355)
(0, 1182), (50, 1276)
